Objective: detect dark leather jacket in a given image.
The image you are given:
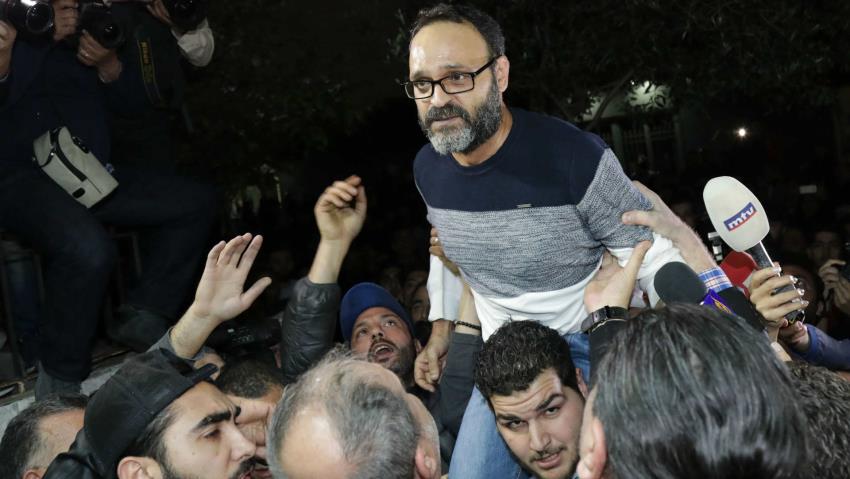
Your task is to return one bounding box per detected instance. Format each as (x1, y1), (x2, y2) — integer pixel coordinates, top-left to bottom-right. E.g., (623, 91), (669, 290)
(279, 277), (340, 384)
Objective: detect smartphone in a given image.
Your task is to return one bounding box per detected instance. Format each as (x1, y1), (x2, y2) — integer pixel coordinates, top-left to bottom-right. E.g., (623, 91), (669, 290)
(799, 184), (818, 195)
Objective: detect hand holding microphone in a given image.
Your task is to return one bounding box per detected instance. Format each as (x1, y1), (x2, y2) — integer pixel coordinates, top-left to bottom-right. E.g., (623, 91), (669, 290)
(749, 265), (808, 340)
(703, 177), (805, 323)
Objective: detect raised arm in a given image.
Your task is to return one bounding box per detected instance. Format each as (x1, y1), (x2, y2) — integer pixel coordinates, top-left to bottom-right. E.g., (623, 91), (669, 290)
(583, 241), (651, 372)
(308, 175), (367, 284)
(280, 175), (367, 382)
(622, 181), (763, 330)
(575, 153), (683, 304)
(622, 181), (715, 272)
(168, 233), (271, 358)
(436, 284), (483, 442)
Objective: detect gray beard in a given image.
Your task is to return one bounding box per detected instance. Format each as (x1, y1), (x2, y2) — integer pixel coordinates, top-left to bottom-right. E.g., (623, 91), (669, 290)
(419, 77), (503, 156)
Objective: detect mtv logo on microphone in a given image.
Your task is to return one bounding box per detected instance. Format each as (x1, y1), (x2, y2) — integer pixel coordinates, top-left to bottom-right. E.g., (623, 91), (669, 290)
(723, 202), (758, 231)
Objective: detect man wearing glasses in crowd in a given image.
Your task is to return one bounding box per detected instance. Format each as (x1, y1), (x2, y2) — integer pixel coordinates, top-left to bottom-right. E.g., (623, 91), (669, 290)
(402, 4), (681, 478)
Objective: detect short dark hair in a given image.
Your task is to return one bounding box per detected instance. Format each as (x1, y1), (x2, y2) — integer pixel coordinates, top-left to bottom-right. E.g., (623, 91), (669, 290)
(121, 400), (176, 466)
(0, 394), (88, 479)
(475, 321), (578, 402)
(410, 3), (505, 58)
(593, 304), (806, 479)
(216, 359), (284, 399)
(788, 361), (850, 479)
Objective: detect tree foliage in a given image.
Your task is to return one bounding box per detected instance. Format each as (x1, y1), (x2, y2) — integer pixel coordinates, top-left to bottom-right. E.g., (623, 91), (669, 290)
(393, 0), (850, 120)
(183, 0), (850, 190)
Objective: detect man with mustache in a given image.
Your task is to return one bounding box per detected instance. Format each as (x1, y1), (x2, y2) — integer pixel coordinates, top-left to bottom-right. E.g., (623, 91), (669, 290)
(42, 349), (266, 479)
(403, 4), (681, 478)
(472, 243), (649, 479)
(276, 175), (482, 472)
(476, 321), (588, 479)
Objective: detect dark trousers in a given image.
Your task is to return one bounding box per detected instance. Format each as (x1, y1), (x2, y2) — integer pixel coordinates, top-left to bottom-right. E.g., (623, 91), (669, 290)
(0, 163), (216, 381)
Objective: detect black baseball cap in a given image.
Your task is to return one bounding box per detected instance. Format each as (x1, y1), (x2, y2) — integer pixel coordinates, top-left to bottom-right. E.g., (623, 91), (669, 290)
(339, 282), (415, 342)
(43, 349), (217, 479)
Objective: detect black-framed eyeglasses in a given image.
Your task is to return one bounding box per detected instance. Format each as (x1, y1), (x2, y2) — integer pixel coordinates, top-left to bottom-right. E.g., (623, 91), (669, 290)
(401, 57), (498, 100)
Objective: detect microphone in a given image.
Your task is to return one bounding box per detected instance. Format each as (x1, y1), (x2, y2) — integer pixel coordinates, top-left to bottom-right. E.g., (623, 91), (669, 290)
(654, 261), (736, 315)
(655, 261), (707, 304)
(703, 176), (804, 323)
(654, 262), (762, 329)
(719, 251), (759, 295)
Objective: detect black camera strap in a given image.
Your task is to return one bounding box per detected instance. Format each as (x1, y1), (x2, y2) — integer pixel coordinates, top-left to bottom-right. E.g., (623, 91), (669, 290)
(130, 17), (185, 110)
(136, 29), (167, 109)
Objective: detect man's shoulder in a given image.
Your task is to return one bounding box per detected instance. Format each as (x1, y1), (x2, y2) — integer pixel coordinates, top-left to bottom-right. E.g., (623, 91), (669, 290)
(514, 108), (607, 159)
(413, 143), (452, 194)
(413, 143), (439, 171)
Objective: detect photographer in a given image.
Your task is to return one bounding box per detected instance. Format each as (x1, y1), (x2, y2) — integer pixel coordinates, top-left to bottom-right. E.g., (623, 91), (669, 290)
(146, 0), (213, 67)
(109, 0), (214, 170)
(0, 0), (215, 398)
(806, 225), (850, 339)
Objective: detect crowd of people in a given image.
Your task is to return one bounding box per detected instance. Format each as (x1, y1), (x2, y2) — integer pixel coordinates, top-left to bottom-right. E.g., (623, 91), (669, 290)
(2, 2), (850, 479)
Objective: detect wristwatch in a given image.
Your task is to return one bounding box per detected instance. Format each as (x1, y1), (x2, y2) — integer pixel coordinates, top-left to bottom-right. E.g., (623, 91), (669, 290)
(581, 306), (629, 334)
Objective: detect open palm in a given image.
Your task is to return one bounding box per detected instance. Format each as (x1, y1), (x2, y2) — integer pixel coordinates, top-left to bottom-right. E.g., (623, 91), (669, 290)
(192, 233), (272, 325)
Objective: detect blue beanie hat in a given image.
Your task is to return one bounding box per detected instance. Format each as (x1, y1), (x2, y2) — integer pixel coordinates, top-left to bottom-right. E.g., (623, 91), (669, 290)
(340, 282), (415, 342)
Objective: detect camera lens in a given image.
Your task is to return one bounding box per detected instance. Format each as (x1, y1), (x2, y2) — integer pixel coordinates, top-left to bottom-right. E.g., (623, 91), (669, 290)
(174, 0), (195, 16)
(101, 23), (119, 43)
(25, 2), (52, 34)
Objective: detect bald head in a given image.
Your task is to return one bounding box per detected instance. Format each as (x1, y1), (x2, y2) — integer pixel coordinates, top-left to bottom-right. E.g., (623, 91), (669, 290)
(268, 351), (440, 479)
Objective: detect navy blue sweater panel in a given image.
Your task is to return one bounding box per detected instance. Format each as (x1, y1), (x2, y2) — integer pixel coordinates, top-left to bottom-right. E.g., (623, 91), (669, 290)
(413, 108), (608, 212)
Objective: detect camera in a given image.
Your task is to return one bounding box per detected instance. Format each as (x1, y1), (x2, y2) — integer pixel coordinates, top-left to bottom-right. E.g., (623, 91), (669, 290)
(161, 0), (208, 33)
(0, 0), (53, 37)
(205, 316), (280, 354)
(78, 0), (124, 50)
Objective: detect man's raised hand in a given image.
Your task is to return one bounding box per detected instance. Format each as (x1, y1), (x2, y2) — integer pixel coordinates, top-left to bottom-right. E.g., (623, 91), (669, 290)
(622, 181), (714, 272)
(749, 265), (806, 338)
(583, 241), (651, 312)
(414, 321), (451, 393)
(189, 233), (272, 326)
(314, 175), (367, 244)
(429, 227), (460, 277)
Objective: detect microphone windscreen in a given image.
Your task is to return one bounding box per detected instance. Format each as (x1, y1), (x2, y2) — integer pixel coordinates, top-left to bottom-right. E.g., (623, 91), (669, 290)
(703, 176), (770, 252)
(720, 251), (758, 294)
(654, 261), (707, 305)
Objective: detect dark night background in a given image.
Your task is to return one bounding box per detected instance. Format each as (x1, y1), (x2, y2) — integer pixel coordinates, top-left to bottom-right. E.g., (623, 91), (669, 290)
(171, 0), (850, 296)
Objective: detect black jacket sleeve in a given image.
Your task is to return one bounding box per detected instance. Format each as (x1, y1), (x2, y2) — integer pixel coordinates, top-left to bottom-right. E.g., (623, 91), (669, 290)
(437, 332), (483, 437)
(588, 318), (628, 384)
(279, 277), (339, 384)
(430, 331), (483, 472)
